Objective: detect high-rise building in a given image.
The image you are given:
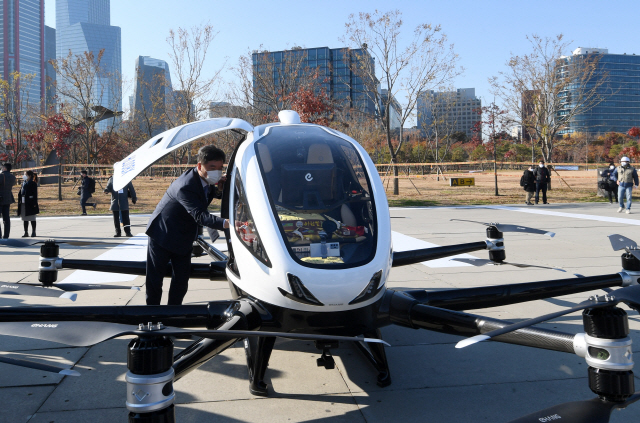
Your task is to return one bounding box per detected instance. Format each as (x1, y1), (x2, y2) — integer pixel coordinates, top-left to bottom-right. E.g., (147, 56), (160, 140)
(252, 46), (377, 116)
(417, 88), (481, 139)
(559, 48), (640, 135)
(56, 0), (121, 132)
(0, 0), (45, 110)
(44, 25), (56, 111)
(132, 56), (172, 136)
(380, 89), (402, 130)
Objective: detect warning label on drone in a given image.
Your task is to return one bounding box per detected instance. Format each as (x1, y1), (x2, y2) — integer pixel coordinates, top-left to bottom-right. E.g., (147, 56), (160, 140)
(449, 177), (475, 187)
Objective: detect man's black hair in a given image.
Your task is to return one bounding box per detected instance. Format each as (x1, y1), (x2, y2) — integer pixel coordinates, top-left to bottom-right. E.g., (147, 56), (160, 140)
(2, 163), (12, 171)
(81, 170), (88, 176)
(197, 145), (225, 164)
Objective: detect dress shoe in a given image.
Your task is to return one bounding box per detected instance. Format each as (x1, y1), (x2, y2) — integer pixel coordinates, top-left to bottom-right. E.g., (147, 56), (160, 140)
(114, 233), (122, 237)
(22, 232), (29, 238)
(81, 212), (87, 216)
(31, 233), (36, 237)
(124, 232), (133, 237)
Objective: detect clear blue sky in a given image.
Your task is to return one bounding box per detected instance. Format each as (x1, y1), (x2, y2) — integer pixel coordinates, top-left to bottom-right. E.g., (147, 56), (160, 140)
(45, 0), (640, 125)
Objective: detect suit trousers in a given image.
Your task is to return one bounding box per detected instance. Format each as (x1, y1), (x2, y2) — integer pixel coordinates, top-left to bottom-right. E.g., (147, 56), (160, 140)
(0, 204), (10, 238)
(145, 237), (192, 305)
(535, 182), (547, 204)
(112, 210), (131, 235)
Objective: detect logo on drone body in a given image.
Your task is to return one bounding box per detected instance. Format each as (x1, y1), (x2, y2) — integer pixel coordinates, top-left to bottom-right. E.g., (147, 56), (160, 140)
(538, 414), (562, 422)
(31, 323), (58, 328)
(305, 173), (313, 182)
(0, 285), (19, 289)
(121, 156), (136, 175)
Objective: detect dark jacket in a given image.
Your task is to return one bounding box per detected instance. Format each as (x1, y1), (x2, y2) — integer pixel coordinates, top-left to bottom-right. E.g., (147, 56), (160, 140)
(0, 170), (16, 205)
(80, 176), (94, 200)
(17, 180), (39, 217)
(522, 169), (536, 193)
(532, 166), (551, 184)
(146, 168), (225, 255)
(601, 168), (618, 191)
(104, 177), (136, 211)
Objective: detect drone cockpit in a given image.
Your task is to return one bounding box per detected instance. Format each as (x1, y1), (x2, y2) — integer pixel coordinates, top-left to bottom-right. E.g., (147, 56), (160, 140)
(250, 125), (377, 268)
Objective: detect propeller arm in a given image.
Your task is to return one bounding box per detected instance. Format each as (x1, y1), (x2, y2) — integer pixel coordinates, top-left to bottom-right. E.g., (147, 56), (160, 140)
(50, 259), (227, 281)
(392, 241), (488, 267)
(384, 290), (576, 354)
(403, 273), (625, 311)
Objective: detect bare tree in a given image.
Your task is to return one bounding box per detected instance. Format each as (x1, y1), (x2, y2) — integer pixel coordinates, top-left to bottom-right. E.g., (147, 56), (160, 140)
(419, 89), (461, 179)
(53, 49), (123, 165)
(490, 35), (611, 163)
(344, 9), (461, 194)
(0, 71), (41, 165)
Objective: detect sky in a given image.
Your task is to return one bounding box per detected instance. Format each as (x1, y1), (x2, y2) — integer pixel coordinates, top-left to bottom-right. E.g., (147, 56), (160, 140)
(45, 0), (640, 126)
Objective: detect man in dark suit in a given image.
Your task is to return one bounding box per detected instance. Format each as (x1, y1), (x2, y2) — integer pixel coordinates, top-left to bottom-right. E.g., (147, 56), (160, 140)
(145, 145), (229, 305)
(79, 170), (97, 215)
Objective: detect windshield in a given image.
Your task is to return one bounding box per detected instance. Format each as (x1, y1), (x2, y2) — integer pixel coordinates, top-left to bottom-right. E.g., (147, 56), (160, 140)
(255, 126), (377, 269)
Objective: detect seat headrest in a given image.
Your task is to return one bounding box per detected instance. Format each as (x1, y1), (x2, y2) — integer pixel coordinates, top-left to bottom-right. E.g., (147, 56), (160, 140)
(257, 143), (273, 173)
(307, 144), (333, 164)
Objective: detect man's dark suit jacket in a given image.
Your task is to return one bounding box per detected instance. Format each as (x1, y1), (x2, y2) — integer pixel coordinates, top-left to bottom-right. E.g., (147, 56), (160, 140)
(146, 168), (225, 255)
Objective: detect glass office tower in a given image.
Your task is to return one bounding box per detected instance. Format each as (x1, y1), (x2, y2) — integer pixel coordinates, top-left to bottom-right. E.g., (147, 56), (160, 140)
(560, 48), (640, 135)
(252, 46), (377, 116)
(132, 56), (172, 136)
(56, 0), (121, 132)
(0, 0), (45, 110)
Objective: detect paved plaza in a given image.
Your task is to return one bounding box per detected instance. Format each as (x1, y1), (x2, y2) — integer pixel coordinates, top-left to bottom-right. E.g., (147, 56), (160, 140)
(1, 202), (639, 422)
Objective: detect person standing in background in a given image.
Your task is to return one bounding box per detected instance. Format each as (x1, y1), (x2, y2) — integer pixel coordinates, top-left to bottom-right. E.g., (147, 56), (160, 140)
(0, 163), (17, 239)
(17, 171), (39, 237)
(78, 170), (97, 215)
(521, 165), (536, 205)
(600, 162), (618, 204)
(613, 156), (639, 214)
(104, 176), (136, 237)
(532, 160), (551, 204)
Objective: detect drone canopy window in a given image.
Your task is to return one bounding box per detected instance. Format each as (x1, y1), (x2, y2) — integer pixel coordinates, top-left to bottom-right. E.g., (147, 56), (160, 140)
(255, 126), (377, 269)
(167, 118), (233, 148)
(234, 171), (271, 267)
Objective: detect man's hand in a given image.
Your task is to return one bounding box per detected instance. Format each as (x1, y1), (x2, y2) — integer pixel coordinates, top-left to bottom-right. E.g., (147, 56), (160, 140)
(223, 219), (230, 229)
(617, 181), (621, 185)
(132, 199), (137, 205)
(217, 174), (227, 192)
(103, 189), (109, 194)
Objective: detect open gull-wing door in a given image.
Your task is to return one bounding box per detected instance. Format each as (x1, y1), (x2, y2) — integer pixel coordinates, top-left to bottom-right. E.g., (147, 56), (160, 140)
(113, 118), (254, 191)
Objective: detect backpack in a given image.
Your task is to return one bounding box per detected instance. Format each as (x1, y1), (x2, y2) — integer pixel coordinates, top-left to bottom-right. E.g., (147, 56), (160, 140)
(520, 173), (526, 187)
(88, 177), (96, 194)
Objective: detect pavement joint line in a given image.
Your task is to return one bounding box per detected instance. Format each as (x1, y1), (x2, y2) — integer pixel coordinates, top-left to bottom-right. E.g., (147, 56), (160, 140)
(333, 349), (370, 422)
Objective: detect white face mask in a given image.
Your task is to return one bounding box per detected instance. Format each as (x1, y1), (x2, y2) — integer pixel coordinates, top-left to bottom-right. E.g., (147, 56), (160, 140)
(539, 164), (544, 168)
(610, 165), (615, 169)
(23, 175), (28, 181)
(203, 169), (222, 185)
(622, 162), (629, 167)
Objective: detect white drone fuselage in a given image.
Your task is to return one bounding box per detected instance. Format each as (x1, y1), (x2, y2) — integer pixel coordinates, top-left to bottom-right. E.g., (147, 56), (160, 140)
(227, 123), (392, 314)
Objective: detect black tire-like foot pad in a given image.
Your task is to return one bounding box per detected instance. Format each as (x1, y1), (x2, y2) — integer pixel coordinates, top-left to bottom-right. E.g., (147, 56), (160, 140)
(376, 372), (391, 387)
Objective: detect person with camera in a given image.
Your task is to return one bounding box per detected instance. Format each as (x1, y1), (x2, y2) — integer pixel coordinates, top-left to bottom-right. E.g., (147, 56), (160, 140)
(78, 170), (97, 215)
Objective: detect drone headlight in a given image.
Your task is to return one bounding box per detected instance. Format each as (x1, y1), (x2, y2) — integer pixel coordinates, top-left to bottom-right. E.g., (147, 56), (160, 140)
(278, 274), (324, 306)
(349, 270), (383, 305)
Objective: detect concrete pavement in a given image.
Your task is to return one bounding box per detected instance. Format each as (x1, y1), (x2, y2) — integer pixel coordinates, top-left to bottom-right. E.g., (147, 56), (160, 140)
(0, 202), (639, 422)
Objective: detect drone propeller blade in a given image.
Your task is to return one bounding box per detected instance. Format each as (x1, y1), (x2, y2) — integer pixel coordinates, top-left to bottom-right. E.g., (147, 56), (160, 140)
(628, 249), (640, 261)
(451, 258), (565, 272)
(0, 283), (76, 301)
(0, 239), (34, 248)
(54, 283), (140, 292)
(608, 234), (637, 251)
(0, 355), (80, 376)
(0, 321), (391, 348)
(449, 219), (555, 237)
(507, 393), (640, 423)
(456, 285), (640, 349)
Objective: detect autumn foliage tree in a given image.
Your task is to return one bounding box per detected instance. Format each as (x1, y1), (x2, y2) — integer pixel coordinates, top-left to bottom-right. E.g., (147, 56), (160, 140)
(285, 85), (333, 126)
